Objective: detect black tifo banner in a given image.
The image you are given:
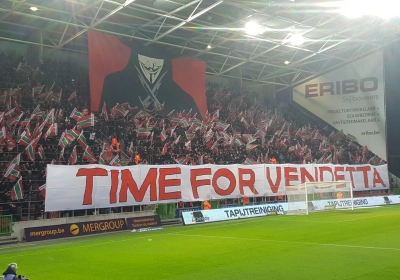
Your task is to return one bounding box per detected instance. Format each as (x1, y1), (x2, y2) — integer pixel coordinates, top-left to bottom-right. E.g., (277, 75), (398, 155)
(24, 215), (161, 242)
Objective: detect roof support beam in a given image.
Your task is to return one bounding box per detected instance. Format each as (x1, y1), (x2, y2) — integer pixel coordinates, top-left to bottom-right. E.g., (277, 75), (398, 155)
(145, 0), (224, 45)
(0, 0), (27, 22)
(43, 0), (135, 58)
(218, 14), (338, 76)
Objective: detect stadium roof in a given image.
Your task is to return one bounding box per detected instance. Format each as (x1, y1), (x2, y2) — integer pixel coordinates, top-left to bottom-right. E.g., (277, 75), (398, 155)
(0, 0), (399, 91)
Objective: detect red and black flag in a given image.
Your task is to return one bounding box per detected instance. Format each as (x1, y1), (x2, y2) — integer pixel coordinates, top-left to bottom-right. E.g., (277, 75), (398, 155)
(88, 30), (207, 119)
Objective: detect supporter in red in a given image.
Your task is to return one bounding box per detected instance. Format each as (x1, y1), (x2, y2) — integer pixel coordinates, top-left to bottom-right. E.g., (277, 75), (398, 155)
(111, 137), (121, 156)
(203, 200), (211, 210)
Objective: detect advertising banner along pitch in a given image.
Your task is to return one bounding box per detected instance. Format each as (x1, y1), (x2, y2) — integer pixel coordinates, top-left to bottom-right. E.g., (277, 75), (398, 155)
(292, 51), (386, 160)
(45, 164), (388, 212)
(181, 203), (286, 225)
(24, 218), (127, 242)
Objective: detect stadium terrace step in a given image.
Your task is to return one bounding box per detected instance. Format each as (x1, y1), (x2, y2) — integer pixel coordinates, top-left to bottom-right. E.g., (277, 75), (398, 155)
(0, 236), (18, 246)
(161, 219), (182, 226)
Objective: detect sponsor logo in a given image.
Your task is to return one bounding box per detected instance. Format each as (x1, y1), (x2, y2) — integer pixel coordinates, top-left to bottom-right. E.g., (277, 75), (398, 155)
(326, 199), (369, 208)
(175, 207), (201, 218)
(361, 130), (380, 136)
(70, 224), (79, 235)
(126, 215), (162, 230)
(24, 218), (127, 242)
(28, 228), (65, 238)
(224, 205), (284, 218)
(305, 77), (378, 98)
(190, 211), (210, 223)
(82, 220), (125, 233)
(132, 227), (162, 233)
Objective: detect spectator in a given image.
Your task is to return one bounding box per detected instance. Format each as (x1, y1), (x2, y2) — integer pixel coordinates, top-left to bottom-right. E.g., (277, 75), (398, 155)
(203, 200), (211, 210)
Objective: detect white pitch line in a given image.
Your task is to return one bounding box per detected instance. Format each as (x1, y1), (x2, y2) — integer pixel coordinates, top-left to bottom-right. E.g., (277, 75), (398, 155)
(167, 233), (400, 252)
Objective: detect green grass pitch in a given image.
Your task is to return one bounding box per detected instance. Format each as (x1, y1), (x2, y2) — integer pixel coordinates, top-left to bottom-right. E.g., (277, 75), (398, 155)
(2, 205), (400, 279)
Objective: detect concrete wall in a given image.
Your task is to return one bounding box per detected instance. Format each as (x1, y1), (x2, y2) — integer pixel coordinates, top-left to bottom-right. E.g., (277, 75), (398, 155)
(12, 210), (154, 242)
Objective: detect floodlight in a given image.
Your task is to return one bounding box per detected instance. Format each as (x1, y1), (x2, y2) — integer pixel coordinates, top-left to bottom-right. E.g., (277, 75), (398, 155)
(289, 34), (305, 46)
(207, 45), (212, 49)
(284, 61), (290, 65)
(244, 21), (265, 36)
(30, 7), (38, 11)
(340, 0), (400, 18)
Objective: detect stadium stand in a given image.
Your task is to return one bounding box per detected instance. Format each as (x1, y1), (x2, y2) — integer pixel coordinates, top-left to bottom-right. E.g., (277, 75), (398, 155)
(0, 50), (388, 221)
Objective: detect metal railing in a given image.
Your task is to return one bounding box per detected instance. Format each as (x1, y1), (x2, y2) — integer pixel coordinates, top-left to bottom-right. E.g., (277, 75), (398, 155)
(0, 215), (13, 235)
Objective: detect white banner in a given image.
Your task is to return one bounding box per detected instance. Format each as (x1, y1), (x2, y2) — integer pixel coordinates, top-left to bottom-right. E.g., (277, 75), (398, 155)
(45, 163), (389, 212)
(182, 195), (400, 225)
(293, 51), (386, 160)
(181, 203), (286, 225)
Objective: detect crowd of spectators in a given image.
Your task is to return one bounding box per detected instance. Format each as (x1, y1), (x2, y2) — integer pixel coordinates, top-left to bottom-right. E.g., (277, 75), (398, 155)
(0, 50), (386, 220)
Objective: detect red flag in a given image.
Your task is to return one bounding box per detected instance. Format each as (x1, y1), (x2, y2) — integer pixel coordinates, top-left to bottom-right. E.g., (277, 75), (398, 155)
(68, 91), (77, 101)
(69, 107), (83, 120)
(68, 146), (77, 165)
(82, 147), (97, 163)
(38, 184), (46, 198)
(101, 102), (109, 121)
(37, 145), (45, 160)
(44, 123), (57, 140)
(11, 177), (23, 200)
(77, 113), (97, 129)
(161, 142), (168, 155)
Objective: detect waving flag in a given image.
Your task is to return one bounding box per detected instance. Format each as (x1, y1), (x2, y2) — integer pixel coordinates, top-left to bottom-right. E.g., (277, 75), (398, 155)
(77, 113), (97, 129)
(6, 165), (20, 182)
(70, 107), (84, 120)
(37, 145), (45, 160)
(77, 131), (88, 148)
(68, 91), (77, 101)
(101, 102), (109, 121)
(110, 155), (122, 166)
(68, 146), (77, 165)
(160, 127), (167, 142)
(127, 141), (136, 157)
(11, 177), (23, 200)
(82, 147), (97, 163)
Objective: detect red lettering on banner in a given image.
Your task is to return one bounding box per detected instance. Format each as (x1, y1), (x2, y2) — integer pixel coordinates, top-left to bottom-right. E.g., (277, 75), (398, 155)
(319, 167), (334, 182)
(212, 169), (236, 196)
(266, 167), (281, 193)
(141, 169), (158, 201)
(300, 167), (315, 183)
(346, 166), (357, 188)
(76, 168), (108, 205)
(159, 168), (182, 200)
(109, 170), (119, 204)
(120, 169), (158, 202)
(285, 167), (298, 186)
(334, 166), (345, 181)
(357, 166), (371, 188)
(190, 168), (211, 199)
(238, 168), (258, 195)
(373, 168), (386, 188)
